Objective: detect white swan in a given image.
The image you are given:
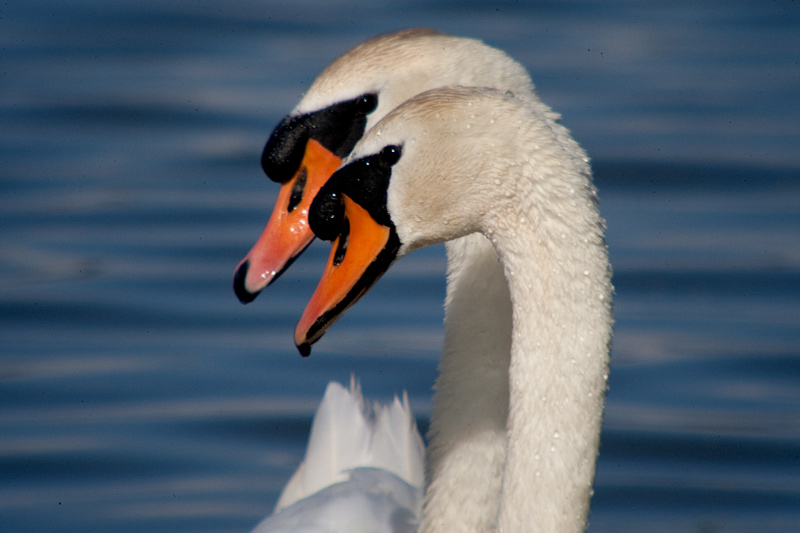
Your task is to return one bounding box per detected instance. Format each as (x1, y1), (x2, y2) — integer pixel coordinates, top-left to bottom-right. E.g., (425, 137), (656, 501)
(251, 380), (425, 533)
(234, 28), (535, 297)
(296, 87), (613, 531)
(234, 29), (534, 531)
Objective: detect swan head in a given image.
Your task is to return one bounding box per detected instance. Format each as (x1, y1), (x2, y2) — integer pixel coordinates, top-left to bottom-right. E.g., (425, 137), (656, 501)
(232, 29), (535, 303)
(294, 87), (543, 355)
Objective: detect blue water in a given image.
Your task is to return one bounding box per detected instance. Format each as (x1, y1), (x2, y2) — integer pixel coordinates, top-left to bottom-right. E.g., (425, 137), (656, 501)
(2, 1), (799, 531)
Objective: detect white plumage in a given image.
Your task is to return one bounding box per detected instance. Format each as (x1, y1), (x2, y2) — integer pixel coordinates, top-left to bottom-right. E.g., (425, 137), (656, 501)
(246, 30), (612, 533)
(251, 380), (424, 533)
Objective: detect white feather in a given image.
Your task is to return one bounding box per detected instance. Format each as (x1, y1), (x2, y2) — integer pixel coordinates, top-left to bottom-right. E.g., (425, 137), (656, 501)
(252, 380), (424, 533)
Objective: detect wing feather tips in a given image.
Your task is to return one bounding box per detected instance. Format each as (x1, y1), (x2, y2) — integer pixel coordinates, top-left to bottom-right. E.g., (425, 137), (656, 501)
(274, 380), (424, 512)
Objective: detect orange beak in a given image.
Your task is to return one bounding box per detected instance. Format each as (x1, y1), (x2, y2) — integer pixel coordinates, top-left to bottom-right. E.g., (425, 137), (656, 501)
(294, 195), (400, 356)
(233, 139), (342, 303)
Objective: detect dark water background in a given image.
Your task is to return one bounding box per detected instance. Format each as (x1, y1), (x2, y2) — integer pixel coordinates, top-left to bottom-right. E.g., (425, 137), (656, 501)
(2, 1), (799, 531)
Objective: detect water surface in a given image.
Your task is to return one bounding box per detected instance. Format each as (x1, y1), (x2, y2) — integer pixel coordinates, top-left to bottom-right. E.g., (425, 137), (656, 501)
(2, 1), (799, 531)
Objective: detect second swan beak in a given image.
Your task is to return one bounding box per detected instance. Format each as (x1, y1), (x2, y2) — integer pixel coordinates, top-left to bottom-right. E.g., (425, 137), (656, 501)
(294, 195), (400, 356)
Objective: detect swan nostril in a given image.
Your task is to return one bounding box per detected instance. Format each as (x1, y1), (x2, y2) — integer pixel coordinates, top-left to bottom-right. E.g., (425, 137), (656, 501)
(287, 166), (307, 213)
(233, 260), (258, 304)
(332, 218), (350, 266)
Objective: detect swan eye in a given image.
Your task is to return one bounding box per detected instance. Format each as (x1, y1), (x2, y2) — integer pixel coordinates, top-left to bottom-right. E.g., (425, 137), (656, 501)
(355, 93), (378, 114)
(379, 145), (402, 166)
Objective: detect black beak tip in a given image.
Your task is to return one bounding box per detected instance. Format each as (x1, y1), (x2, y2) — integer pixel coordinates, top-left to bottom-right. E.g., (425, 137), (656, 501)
(233, 260), (259, 304)
(297, 343), (311, 357)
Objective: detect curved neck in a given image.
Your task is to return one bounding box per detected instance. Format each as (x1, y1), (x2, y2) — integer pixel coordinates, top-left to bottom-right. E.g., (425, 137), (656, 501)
(423, 233), (512, 532)
(395, 90), (613, 532)
(491, 176), (613, 531)
(422, 190), (612, 532)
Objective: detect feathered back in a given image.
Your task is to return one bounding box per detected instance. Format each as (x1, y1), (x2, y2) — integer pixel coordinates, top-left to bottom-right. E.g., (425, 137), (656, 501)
(275, 379), (424, 511)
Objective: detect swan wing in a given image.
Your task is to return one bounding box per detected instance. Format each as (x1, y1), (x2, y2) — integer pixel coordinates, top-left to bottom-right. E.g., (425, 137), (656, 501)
(252, 380), (424, 533)
(252, 468), (420, 533)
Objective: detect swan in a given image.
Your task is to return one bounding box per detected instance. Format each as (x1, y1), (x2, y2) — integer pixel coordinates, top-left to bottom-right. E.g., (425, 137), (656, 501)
(234, 29), (534, 530)
(234, 28), (536, 296)
(250, 379), (425, 533)
(296, 86), (613, 531)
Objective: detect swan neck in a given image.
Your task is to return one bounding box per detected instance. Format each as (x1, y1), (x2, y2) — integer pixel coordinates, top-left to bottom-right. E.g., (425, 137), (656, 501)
(492, 196), (613, 530)
(422, 233), (512, 532)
